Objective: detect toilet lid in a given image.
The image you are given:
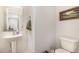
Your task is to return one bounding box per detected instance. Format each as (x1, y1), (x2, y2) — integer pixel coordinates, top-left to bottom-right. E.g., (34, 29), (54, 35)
(55, 48), (70, 53)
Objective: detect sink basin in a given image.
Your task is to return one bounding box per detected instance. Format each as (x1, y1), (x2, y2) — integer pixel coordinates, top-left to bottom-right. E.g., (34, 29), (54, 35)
(0, 32), (22, 40)
(3, 34), (22, 39)
(0, 32), (23, 53)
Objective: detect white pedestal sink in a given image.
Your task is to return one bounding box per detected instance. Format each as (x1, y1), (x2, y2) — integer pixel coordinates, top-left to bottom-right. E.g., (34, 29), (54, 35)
(0, 32), (22, 53)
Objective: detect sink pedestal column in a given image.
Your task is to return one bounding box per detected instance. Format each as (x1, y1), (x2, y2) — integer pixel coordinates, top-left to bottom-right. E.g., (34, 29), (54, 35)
(10, 41), (16, 53)
(11, 41), (16, 53)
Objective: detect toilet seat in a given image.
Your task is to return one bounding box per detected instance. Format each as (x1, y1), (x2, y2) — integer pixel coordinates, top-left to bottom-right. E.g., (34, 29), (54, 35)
(55, 48), (70, 53)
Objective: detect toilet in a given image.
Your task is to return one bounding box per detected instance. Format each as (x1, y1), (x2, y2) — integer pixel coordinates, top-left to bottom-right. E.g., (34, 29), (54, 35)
(55, 37), (79, 53)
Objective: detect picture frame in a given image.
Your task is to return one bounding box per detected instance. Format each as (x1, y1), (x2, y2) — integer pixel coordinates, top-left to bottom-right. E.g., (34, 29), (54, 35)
(60, 6), (79, 21)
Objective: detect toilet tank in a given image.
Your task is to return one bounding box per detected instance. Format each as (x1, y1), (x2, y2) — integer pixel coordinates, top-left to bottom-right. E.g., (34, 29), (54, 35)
(60, 37), (79, 52)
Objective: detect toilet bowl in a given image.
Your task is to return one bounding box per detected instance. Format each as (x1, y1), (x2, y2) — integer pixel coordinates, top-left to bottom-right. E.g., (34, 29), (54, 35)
(55, 37), (79, 53)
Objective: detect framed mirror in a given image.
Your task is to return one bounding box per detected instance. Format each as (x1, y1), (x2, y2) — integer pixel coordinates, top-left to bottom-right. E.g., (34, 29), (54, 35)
(5, 7), (22, 33)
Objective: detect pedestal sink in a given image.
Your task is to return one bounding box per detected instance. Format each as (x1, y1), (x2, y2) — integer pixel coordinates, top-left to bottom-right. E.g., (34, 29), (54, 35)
(0, 32), (22, 53)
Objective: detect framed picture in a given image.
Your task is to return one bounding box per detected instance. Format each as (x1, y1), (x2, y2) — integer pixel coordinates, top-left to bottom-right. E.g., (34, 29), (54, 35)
(60, 6), (79, 21)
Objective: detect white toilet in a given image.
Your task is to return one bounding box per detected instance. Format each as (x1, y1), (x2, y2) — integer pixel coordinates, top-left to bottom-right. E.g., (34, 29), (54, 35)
(55, 37), (79, 53)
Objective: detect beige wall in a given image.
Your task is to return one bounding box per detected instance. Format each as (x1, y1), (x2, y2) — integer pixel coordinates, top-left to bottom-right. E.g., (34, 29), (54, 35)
(0, 7), (10, 52)
(0, 7), (5, 32)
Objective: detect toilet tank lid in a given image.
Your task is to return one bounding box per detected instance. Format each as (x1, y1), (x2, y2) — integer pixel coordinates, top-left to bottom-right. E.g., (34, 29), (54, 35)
(60, 37), (79, 43)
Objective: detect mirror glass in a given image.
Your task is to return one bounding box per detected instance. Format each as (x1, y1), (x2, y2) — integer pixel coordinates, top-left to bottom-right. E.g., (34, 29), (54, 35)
(0, 6), (22, 34)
